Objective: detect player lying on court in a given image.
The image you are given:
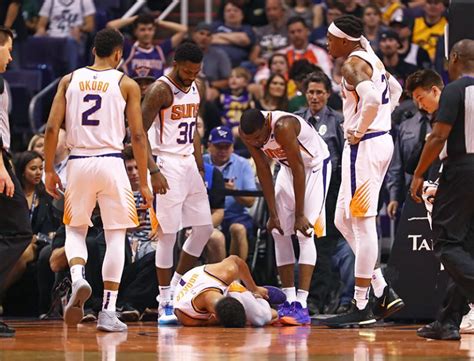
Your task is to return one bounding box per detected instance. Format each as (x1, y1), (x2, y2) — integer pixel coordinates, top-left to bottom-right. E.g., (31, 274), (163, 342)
(173, 255), (287, 327)
(238, 109), (331, 326)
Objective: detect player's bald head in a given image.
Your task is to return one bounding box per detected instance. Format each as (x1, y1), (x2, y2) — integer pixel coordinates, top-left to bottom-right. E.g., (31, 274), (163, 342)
(449, 39), (474, 80)
(452, 39), (474, 62)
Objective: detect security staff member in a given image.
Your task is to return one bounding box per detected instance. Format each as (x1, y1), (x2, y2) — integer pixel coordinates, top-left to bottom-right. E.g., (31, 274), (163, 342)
(295, 71), (353, 314)
(0, 27), (32, 337)
(411, 39), (474, 341)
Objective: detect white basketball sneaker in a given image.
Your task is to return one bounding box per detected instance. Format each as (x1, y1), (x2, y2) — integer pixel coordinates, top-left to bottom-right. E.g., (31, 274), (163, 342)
(64, 278), (92, 326)
(158, 299), (178, 326)
(460, 306), (474, 334)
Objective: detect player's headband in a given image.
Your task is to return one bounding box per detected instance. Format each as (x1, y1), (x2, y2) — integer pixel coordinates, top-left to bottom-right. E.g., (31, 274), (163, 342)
(328, 23), (361, 41)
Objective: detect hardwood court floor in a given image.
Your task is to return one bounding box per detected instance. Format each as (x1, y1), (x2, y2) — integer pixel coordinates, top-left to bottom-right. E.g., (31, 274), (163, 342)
(2, 320), (474, 360)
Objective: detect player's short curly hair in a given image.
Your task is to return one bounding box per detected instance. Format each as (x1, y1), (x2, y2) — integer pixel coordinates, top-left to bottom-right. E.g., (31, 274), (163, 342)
(215, 297), (246, 328)
(240, 109), (265, 135)
(174, 41), (203, 64)
(94, 28), (124, 58)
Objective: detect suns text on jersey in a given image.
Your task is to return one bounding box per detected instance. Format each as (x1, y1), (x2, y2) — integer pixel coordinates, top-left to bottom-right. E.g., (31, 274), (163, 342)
(171, 103), (200, 121)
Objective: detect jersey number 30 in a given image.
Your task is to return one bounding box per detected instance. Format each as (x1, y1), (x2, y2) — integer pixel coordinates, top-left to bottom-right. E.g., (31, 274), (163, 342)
(177, 121), (196, 144)
(82, 94), (102, 126)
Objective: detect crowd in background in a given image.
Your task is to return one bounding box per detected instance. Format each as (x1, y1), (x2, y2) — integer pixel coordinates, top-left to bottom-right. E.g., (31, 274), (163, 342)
(0, 0), (449, 320)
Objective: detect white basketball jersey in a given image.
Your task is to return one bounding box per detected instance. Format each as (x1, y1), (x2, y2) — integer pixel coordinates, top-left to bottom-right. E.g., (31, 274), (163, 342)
(0, 84), (10, 150)
(174, 266), (229, 319)
(152, 75), (200, 156)
(341, 50), (392, 134)
(65, 67), (126, 155)
(261, 110), (329, 169)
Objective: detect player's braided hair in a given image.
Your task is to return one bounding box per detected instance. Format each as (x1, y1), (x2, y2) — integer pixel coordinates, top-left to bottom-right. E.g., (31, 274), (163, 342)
(333, 15), (364, 39)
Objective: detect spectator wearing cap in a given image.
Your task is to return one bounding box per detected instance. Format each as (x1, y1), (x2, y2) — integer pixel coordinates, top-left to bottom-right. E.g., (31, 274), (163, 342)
(391, 19), (432, 70)
(192, 22), (232, 101)
(107, 13), (187, 79)
(134, 74), (156, 99)
(203, 126), (257, 261)
(411, 0), (447, 62)
(378, 30), (417, 87)
(280, 16), (332, 79)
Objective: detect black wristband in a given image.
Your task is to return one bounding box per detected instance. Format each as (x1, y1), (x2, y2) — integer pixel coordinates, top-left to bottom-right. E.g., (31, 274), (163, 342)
(150, 168), (160, 175)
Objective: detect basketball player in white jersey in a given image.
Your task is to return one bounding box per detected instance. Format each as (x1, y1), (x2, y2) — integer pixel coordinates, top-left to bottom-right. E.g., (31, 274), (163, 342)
(323, 15), (404, 327)
(174, 255), (286, 327)
(239, 109), (331, 326)
(141, 42), (213, 325)
(43, 28), (153, 332)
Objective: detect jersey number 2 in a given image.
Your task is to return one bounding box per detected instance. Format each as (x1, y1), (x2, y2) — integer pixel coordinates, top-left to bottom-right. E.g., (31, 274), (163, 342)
(82, 94), (102, 126)
(177, 121), (196, 144)
(381, 74), (390, 105)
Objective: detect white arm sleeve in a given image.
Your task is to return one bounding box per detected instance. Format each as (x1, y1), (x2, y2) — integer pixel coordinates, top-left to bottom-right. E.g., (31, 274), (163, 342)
(355, 80), (381, 135)
(388, 74), (403, 112)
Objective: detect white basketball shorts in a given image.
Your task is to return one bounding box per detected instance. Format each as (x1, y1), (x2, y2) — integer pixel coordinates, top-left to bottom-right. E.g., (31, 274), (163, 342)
(337, 131), (394, 218)
(63, 154), (139, 230)
(275, 157), (331, 237)
(153, 153), (212, 234)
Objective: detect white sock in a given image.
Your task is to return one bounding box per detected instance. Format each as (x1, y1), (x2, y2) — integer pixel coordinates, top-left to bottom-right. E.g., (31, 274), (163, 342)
(70, 264), (85, 283)
(159, 286), (172, 303)
(102, 290), (118, 312)
(296, 289), (309, 308)
(371, 268), (388, 298)
(170, 272), (182, 296)
(282, 287), (297, 303)
(354, 286), (369, 310)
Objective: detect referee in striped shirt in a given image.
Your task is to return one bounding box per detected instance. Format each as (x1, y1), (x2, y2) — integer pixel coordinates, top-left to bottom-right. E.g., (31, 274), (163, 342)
(410, 39), (474, 341)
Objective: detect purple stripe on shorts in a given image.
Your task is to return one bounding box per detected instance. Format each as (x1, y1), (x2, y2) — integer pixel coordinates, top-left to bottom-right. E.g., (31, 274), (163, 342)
(350, 144), (359, 197)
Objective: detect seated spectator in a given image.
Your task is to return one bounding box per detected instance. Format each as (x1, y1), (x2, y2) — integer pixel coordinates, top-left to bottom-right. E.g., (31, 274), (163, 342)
(204, 126), (257, 261)
(107, 13), (187, 79)
(191, 22), (232, 100)
(123, 146), (157, 263)
(378, 30), (418, 87)
(281, 16), (332, 78)
(251, 0), (289, 66)
(216, 67), (255, 137)
(375, 0), (404, 25)
(363, 4), (388, 52)
(6, 151), (57, 295)
(391, 19), (432, 70)
(340, 0), (364, 18)
(217, 0), (268, 27)
(288, 0), (316, 28)
(35, 0), (95, 70)
(27, 133), (45, 157)
(287, 59), (321, 112)
(212, 0), (257, 68)
(411, 0), (447, 62)
(310, 1), (345, 48)
(254, 53), (297, 99)
(133, 74), (156, 99)
(255, 73), (288, 111)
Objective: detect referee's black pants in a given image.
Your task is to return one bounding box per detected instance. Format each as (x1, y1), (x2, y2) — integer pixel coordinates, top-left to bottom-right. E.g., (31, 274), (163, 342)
(432, 157), (474, 327)
(0, 150), (32, 294)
